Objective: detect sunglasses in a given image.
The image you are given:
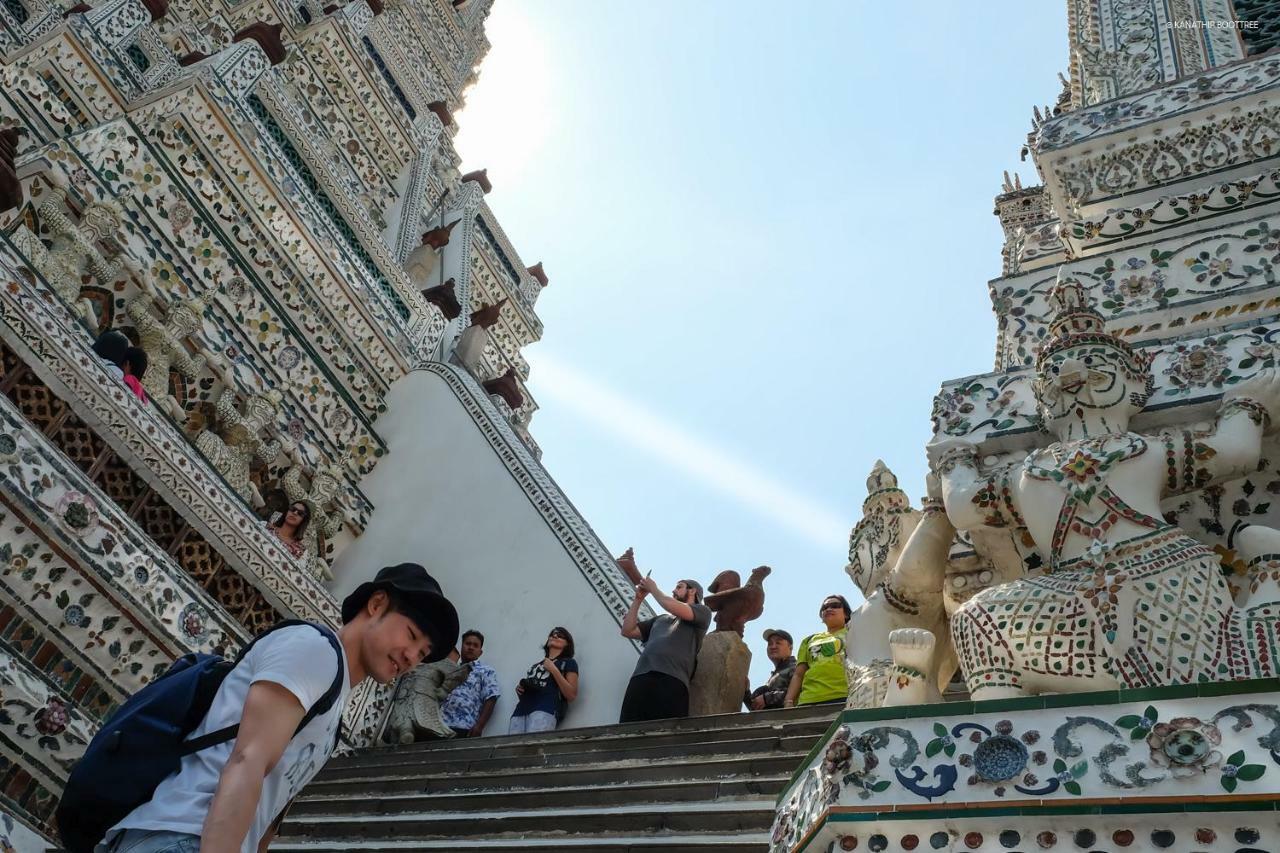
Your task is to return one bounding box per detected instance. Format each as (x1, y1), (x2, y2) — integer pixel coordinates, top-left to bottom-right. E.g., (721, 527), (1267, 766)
(548, 630), (568, 639)
(819, 602), (843, 613)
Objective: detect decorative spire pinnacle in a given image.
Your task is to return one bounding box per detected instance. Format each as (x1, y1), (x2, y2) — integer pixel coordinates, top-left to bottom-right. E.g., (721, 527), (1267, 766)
(866, 459), (897, 493)
(1036, 268), (1150, 375)
(527, 262), (548, 287)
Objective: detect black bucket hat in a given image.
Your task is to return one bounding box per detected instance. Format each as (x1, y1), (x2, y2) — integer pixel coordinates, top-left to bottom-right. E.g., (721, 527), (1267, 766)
(341, 563), (459, 663)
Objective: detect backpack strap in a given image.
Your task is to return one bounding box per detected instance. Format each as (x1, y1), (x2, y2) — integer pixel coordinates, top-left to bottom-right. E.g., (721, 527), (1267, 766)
(180, 621), (345, 755)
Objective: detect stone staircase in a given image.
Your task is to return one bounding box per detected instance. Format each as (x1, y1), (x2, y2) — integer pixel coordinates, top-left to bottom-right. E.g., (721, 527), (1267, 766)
(274, 704), (838, 852)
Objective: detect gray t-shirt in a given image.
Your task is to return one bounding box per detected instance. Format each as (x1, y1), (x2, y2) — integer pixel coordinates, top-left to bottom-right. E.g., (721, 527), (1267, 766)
(633, 603), (712, 686)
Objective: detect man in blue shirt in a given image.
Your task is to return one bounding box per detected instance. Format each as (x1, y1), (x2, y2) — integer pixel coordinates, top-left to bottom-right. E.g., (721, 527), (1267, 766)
(440, 629), (501, 737)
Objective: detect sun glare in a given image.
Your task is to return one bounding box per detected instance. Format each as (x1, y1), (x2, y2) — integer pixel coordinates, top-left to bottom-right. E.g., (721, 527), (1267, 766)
(452, 4), (554, 184)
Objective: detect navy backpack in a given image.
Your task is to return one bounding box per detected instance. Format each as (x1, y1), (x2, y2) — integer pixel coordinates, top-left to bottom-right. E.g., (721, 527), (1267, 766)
(55, 620), (345, 853)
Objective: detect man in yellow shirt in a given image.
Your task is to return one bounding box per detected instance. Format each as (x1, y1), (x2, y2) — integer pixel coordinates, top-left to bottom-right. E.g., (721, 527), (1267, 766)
(783, 594), (851, 707)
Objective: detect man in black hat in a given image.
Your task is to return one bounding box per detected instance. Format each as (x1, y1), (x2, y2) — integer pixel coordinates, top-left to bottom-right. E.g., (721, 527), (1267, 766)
(99, 563), (458, 853)
(743, 628), (797, 711)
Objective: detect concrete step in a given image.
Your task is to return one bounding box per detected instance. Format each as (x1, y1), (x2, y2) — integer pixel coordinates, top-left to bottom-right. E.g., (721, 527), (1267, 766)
(328, 733), (817, 778)
(290, 776), (790, 817)
(301, 752), (809, 796)
(335, 716), (833, 768)
(279, 800), (775, 841)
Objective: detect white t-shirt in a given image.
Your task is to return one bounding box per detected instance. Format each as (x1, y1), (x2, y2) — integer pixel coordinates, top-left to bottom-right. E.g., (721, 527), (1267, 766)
(105, 625), (350, 853)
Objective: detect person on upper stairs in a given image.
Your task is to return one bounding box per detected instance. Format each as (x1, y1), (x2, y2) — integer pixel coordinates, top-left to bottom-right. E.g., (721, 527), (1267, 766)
(267, 501), (309, 560)
(744, 628), (797, 710)
(439, 629), (501, 738)
(618, 565), (712, 723)
(509, 626), (579, 733)
(784, 594), (851, 707)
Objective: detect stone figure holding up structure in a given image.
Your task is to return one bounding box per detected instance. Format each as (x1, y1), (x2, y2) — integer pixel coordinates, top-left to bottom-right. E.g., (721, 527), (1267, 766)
(931, 272), (1280, 699)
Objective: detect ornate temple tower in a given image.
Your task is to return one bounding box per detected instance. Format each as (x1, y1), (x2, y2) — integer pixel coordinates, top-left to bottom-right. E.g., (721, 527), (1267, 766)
(0, 0), (645, 845)
(772, 2), (1280, 851)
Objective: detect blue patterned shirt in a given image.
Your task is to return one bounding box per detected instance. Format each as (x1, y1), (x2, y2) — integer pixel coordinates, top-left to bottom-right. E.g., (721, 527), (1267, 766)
(440, 660), (500, 730)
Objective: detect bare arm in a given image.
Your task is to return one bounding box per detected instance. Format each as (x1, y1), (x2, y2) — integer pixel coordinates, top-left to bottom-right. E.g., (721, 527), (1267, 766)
(930, 439), (1023, 532)
(1191, 368), (1280, 490)
(640, 578), (695, 622)
(544, 662), (579, 702)
(883, 483), (955, 604)
(201, 682), (306, 853)
(783, 663), (808, 708)
(621, 586), (647, 639)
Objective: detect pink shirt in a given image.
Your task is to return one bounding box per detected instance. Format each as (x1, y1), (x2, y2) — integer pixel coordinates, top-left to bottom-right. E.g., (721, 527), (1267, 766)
(123, 375), (148, 403)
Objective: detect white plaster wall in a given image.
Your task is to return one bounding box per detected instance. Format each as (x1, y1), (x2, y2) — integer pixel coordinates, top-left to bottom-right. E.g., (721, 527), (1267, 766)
(330, 368), (640, 731)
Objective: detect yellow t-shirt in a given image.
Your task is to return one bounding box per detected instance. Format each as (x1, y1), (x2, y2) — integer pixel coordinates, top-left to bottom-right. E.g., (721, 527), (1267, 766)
(796, 628), (848, 704)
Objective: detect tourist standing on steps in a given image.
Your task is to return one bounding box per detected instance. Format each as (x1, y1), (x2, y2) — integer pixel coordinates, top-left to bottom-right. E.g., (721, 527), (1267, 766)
(784, 595), (851, 707)
(509, 626), (579, 734)
(93, 562), (458, 853)
(440, 629), (501, 738)
(268, 501), (310, 559)
(619, 576), (711, 722)
(121, 346), (149, 403)
(744, 628), (797, 711)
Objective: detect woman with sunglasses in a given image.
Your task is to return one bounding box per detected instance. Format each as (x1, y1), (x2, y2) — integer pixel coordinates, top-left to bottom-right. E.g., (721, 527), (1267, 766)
(783, 594), (852, 707)
(509, 626), (579, 733)
(268, 501), (310, 559)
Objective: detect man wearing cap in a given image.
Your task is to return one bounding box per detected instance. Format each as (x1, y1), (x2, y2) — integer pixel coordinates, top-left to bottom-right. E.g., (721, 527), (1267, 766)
(743, 629), (797, 711)
(98, 563), (458, 853)
(619, 576), (712, 723)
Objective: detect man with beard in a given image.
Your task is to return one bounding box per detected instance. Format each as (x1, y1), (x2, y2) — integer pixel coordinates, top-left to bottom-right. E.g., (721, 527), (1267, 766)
(619, 577), (711, 722)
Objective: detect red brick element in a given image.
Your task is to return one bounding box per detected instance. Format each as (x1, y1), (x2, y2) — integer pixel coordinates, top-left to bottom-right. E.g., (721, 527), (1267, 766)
(461, 168), (491, 193)
(364, 0), (383, 15)
(61, 3), (91, 16)
(526, 261), (548, 287)
(233, 21), (288, 66)
(421, 218), (459, 249)
(0, 128), (21, 214)
(469, 298), (507, 329)
(482, 368), (523, 410)
(140, 0), (167, 21)
(427, 100), (453, 126)
(178, 50), (208, 65)
(420, 278), (461, 320)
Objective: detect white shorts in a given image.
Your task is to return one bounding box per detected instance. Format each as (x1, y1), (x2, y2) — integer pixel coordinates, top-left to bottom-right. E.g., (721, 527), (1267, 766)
(508, 710), (557, 734)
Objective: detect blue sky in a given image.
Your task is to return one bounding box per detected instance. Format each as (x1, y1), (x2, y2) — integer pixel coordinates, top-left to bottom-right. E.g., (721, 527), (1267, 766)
(454, 1), (1068, 686)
